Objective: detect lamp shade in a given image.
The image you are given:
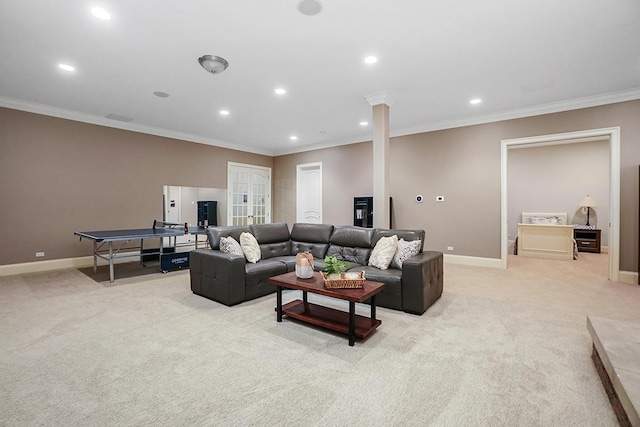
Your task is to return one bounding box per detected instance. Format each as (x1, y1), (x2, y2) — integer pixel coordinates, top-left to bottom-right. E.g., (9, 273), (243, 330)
(578, 195), (597, 208)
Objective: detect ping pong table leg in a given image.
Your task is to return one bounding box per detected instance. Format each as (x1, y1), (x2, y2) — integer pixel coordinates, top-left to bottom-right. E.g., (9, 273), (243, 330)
(109, 242), (115, 283)
(92, 241), (98, 274)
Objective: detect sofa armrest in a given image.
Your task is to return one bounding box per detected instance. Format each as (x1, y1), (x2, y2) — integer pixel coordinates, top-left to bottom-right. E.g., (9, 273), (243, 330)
(401, 250), (444, 315)
(190, 249), (247, 306)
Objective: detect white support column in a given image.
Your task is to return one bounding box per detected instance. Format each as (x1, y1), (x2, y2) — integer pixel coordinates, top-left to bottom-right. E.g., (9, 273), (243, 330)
(366, 92), (395, 229)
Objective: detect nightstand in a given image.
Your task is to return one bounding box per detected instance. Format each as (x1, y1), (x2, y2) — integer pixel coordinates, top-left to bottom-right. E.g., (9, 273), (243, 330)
(574, 228), (601, 253)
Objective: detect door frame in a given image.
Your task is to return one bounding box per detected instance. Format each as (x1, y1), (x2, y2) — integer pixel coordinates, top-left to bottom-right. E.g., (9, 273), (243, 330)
(500, 127), (620, 281)
(296, 162), (323, 223)
(227, 162), (272, 226)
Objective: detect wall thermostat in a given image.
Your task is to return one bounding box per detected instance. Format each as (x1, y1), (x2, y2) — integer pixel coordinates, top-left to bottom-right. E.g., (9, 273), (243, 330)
(415, 194), (424, 203)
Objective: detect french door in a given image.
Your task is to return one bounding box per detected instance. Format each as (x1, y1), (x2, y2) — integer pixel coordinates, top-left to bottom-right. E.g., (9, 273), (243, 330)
(227, 162), (271, 226)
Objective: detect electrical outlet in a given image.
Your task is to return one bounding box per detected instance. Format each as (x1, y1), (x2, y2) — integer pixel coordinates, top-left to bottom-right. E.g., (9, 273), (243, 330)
(35, 251), (45, 257)
(447, 246), (454, 251)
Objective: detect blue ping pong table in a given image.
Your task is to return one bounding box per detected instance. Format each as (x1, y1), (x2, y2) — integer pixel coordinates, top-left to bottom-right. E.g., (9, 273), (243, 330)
(74, 221), (208, 283)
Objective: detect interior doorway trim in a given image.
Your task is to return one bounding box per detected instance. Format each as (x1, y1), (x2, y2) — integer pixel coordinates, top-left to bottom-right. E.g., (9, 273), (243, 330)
(296, 162), (323, 223)
(500, 127), (620, 282)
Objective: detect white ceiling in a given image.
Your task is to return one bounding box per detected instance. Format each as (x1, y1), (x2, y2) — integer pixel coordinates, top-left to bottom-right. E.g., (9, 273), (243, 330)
(1, 0), (639, 156)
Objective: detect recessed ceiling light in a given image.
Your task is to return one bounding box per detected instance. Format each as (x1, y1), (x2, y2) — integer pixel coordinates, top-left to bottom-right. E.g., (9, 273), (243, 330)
(91, 7), (111, 20)
(364, 56), (378, 64)
(58, 63), (75, 72)
(359, 121), (369, 126)
(153, 91), (169, 98)
(470, 98), (482, 105)
(290, 136), (298, 141)
(274, 88), (286, 95)
(219, 110), (230, 116)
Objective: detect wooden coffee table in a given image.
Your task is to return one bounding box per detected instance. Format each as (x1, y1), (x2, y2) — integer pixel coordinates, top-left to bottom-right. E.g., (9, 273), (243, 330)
(269, 271), (385, 346)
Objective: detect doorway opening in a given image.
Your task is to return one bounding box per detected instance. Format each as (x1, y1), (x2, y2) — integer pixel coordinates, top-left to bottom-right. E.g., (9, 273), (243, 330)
(501, 127), (620, 281)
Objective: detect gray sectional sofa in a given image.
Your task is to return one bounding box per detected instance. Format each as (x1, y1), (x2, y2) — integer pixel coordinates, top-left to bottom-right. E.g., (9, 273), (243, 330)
(189, 222), (443, 315)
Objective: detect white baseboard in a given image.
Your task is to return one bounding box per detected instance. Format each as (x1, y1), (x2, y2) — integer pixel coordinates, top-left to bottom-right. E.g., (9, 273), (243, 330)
(619, 270), (639, 285)
(0, 256), (95, 276)
(3, 254), (637, 286)
(444, 254), (503, 268)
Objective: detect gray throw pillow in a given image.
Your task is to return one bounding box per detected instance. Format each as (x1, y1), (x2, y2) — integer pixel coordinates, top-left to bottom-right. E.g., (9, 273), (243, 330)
(220, 236), (243, 256)
(390, 238), (421, 269)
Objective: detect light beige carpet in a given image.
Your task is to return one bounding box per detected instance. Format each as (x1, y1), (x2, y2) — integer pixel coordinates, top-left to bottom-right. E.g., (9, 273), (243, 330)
(1, 253), (638, 426)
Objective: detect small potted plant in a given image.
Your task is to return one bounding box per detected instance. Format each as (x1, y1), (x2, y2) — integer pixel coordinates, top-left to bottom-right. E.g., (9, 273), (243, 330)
(323, 256), (348, 280)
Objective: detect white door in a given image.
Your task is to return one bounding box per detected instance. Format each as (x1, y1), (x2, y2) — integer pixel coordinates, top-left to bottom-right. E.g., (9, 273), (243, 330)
(228, 163), (272, 226)
(296, 162), (322, 223)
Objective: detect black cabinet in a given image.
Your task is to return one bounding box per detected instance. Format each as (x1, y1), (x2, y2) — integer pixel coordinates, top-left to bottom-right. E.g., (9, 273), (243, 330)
(354, 197), (373, 228)
(353, 196), (393, 228)
(197, 201), (217, 227)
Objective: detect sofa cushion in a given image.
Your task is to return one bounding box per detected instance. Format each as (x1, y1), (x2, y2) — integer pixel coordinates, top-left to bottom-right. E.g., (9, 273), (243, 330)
(291, 223), (334, 243)
(240, 232), (261, 263)
(330, 226), (374, 247)
(391, 238), (422, 269)
(244, 259), (287, 301)
(290, 223), (333, 260)
(291, 242), (329, 260)
(368, 234), (398, 270)
(326, 246), (370, 266)
(250, 223), (291, 243)
(327, 226), (373, 265)
(357, 266), (403, 311)
(219, 236), (243, 256)
(249, 223), (291, 259)
(206, 226), (251, 250)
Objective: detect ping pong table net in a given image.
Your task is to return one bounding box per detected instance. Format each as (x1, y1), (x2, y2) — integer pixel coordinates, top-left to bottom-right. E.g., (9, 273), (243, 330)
(152, 220), (190, 234)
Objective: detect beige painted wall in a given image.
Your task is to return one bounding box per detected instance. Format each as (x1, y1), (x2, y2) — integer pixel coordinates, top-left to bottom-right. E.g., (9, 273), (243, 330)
(274, 100), (640, 272)
(0, 108), (272, 265)
(273, 142), (372, 227)
(507, 140), (610, 245)
(2, 100), (639, 273)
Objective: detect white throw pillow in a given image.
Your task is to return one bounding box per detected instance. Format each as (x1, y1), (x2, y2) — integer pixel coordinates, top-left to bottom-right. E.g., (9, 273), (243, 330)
(390, 238), (421, 269)
(219, 236), (243, 256)
(239, 232), (261, 263)
(368, 235), (398, 270)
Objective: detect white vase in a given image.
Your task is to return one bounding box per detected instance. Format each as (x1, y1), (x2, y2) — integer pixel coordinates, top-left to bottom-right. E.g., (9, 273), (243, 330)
(295, 264), (314, 279)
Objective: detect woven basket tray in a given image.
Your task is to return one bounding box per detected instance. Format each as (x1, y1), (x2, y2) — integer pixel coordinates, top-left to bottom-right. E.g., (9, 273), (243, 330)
(321, 271), (366, 289)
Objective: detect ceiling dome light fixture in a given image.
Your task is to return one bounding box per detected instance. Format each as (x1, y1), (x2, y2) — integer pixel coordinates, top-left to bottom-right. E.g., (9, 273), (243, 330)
(274, 88), (286, 95)
(198, 55), (229, 74)
(470, 98), (482, 105)
(364, 56), (378, 64)
(297, 0), (322, 16)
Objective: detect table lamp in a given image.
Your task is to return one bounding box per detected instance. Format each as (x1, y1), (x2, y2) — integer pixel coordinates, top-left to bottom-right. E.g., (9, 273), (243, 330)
(578, 195), (597, 226)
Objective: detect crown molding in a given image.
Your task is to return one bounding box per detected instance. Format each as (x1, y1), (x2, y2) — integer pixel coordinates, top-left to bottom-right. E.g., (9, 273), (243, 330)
(391, 88), (640, 138)
(365, 91), (396, 107)
(3, 88), (639, 158)
(0, 97), (274, 156)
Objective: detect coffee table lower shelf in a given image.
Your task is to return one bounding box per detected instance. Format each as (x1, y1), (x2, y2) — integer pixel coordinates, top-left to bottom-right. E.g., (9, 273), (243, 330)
(282, 299), (381, 340)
